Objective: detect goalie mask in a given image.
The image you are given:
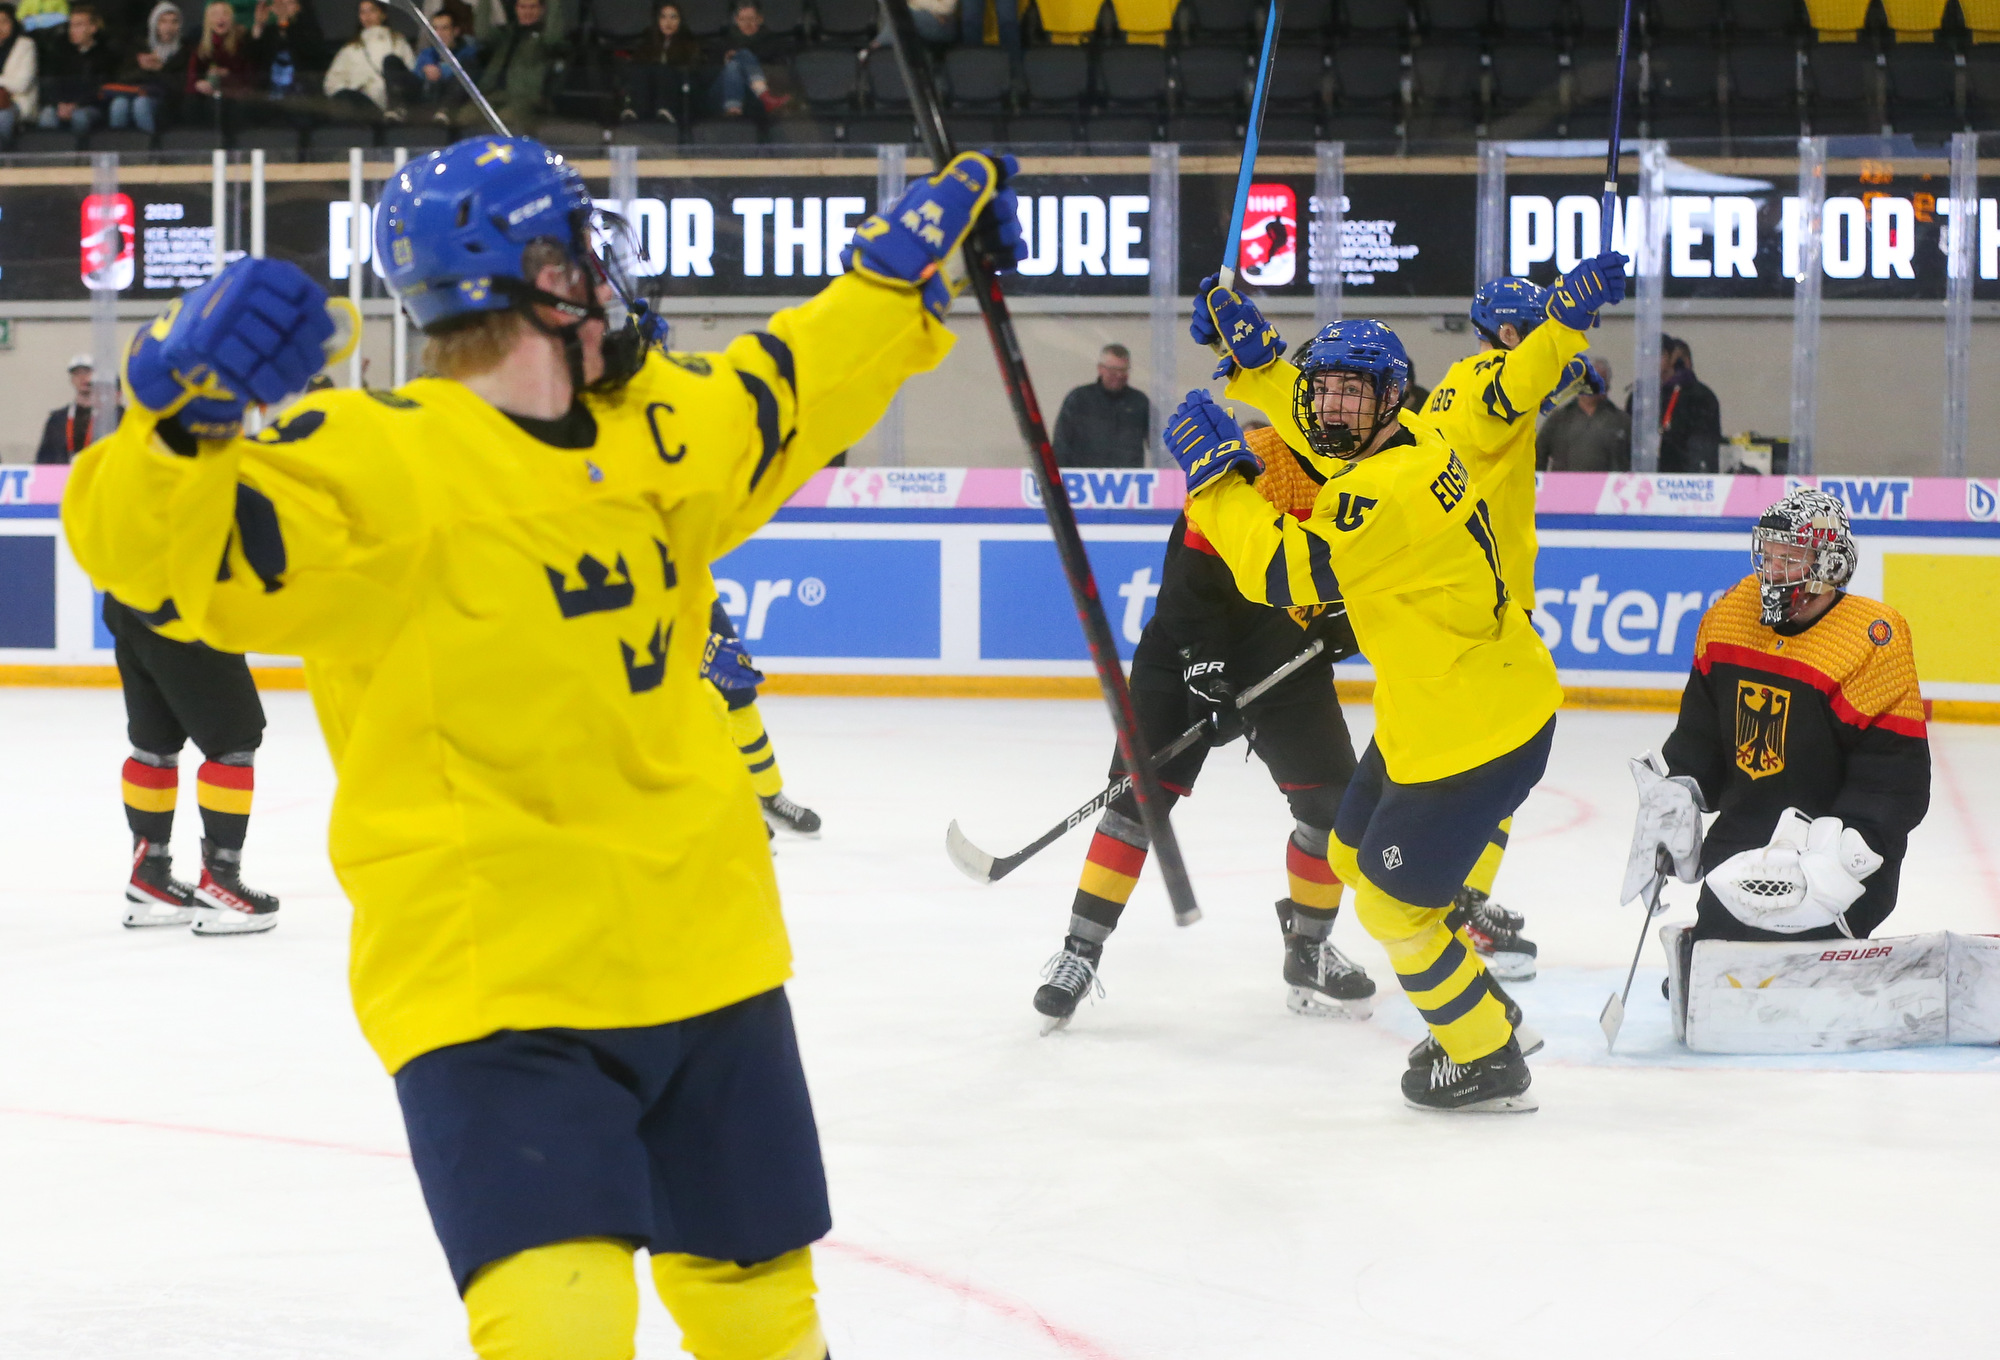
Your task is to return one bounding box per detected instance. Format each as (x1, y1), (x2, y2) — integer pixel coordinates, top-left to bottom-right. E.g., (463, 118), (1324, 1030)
(1752, 489), (1856, 626)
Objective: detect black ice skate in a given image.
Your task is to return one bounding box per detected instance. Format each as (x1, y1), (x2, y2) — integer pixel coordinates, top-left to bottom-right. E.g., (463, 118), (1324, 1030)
(192, 840), (280, 936)
(761, 792), (822, 839)
(1407, 978), (1543, 1068)
(1033, 934), (1103, 1035)
(1402, 1035), (1537, 1114)
(1275, 899), (1375, 1019)
(1457, 886), (1538, 981)
(124, 839), (196, 928)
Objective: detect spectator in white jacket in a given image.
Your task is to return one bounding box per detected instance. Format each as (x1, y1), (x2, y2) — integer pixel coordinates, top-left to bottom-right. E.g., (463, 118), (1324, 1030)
(0, 4), (40, 142)
(323, 0), (414, 118)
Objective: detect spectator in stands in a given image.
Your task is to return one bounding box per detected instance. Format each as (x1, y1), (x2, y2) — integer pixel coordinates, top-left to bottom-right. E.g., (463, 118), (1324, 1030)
(35, 4), (115, 133)
(385, 0), (476, 122)
(701, 0), (787, 119)
(1052, 343), (1152, 467)
(873, 0), (957, 48)
(36, 352), (116, 465)
(1538, 356), (1630, 472)
(109, 2), (186, 134)
(324, 0), (415, 120)
(251, 0), (327, 106)
(458, 0), (559, 131)
(958, 0), (1016, 52)
(187, 0), (256, 127)
(616, 0), (696, 124)
(1653, 334), (1722, 474)
(15, 0), (64, 34)
(0, 4), (40, 142)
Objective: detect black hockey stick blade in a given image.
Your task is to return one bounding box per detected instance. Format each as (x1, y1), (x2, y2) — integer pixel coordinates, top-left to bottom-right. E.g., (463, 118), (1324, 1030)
(944, 639), (1327, 885)
(880, 0), (1201, 927)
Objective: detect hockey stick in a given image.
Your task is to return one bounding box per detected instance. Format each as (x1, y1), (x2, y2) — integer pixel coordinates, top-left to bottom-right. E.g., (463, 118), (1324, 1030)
(1598, 847), (1669, 1049)
(390, 0), (508, 135)
(946, 636), (1328, 885)
(1598, 0), (1638, 243)
(879, 0), (1201, 927)
(1220, 0), (1286, 291)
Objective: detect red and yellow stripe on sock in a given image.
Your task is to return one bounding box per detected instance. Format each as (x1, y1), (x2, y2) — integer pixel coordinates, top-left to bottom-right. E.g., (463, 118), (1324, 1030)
(122, 758), (178, 843)
(196, 761), (254, 851)
(1077, 831), (1148, 907)
(1285, 836), (1343, 910)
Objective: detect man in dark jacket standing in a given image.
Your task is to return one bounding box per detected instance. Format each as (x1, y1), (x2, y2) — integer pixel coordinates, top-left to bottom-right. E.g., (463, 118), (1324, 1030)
(1051, 343), (1152, 467)
(1654, 334), (1722, 474)
(37, 352), (116, 464)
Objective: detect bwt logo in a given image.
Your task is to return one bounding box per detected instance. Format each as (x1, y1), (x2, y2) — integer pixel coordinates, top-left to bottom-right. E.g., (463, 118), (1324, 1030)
(1805, 477), (1912, 520)
(0, 467), (30, 504)
(715, 575), (826, 640)
(1533, 574), (1709, 656)
(1023, 470), (1162, 509)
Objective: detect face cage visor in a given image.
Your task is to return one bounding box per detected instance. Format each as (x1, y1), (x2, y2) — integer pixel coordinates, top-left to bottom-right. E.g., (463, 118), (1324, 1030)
(1752, 524), (1834, 625)
(1294, 366), (1396, 460)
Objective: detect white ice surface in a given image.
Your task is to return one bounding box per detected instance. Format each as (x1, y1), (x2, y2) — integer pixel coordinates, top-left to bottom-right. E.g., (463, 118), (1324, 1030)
(4, 689), (2000, 1359)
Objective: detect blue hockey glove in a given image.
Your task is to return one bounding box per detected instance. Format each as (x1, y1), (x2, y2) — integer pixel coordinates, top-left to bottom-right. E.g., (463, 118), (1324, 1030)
(1546, 252), (1629, 330)
(1190, 272), (1284, 374)
(844, 150), (1021, 320)
(1541, 354), (1606, 414)
(701, 631), (765, 695)
(1167, 390), (1262, 494)
(125, 258), (340, 444)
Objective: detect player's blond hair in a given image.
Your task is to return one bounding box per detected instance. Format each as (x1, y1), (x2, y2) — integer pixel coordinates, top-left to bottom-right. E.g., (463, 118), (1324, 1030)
(421, 241), (573, 380)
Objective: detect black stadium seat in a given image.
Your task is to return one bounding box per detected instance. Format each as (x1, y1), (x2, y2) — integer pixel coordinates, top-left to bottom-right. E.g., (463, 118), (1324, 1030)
(1885, 40), (1964, 132)
(794, 47), (862, 109)
(1726, 40), (1803, 139)
(1806, 39), (1882, 135)
(1176, 44), (1251, 106)
(946, 46), (1015, 107)
(1023, 47), (1092, 107)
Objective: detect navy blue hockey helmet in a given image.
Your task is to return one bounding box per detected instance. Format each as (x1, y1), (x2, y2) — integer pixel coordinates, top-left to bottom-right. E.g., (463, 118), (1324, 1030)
(1291, 320), (1412, 460)
(1469, 276), (1548, 348)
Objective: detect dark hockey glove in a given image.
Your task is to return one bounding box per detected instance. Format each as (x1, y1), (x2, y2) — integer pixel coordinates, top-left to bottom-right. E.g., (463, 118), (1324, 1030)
(1181, 646), (1247, 745)
(1299, 602), (1360, 663)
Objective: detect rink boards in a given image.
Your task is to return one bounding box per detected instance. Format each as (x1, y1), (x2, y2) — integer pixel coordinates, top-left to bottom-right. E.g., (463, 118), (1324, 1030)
(5, 464), (2000, 703)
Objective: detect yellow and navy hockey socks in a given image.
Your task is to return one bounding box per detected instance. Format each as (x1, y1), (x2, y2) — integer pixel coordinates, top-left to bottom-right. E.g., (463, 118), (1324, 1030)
(196, 756), (256, 852)
(652, 1247), (826, 1360)
(121, 751), (178, 844)
(727, 700), (785, 800)
(463, 1238), (638, 1360)
(1463, 817), (1512, 897)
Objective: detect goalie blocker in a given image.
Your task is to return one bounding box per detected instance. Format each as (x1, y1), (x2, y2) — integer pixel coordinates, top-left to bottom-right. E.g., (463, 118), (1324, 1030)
(1662, 925), (2000, 1054)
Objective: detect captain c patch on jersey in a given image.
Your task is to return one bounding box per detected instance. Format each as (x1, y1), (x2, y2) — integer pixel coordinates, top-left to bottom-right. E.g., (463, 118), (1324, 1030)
(1734, 680), (1790, 779)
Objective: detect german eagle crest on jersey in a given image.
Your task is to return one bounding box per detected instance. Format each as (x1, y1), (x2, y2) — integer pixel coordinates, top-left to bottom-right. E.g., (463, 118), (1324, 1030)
(1734, 680), (1790, 779)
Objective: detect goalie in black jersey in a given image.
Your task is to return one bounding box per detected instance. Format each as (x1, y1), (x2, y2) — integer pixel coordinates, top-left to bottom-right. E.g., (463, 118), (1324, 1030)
(1625, 489), (1931, 959)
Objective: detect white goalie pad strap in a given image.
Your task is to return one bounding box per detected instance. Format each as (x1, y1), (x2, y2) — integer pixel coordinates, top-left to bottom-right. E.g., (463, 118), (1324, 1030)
(1684, 933), (1951, 1053)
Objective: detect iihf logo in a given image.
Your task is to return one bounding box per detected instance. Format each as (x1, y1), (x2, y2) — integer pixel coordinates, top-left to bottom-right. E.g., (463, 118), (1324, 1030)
(1383, 846), (1403, 870)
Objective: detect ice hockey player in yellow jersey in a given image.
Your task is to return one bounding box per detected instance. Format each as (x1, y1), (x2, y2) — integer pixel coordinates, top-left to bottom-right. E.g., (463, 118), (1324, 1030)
(64, 136), (1021, 1359)
(1167, 301), (1621, 1112)
(1412, 271), (1613, 978)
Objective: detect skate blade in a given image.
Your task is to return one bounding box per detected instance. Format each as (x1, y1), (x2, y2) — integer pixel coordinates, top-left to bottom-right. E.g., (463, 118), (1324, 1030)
(191, 908), (278, 936)
(1286, 986), (1372, 1021)
(1038, 1013), (1073, 1036)
(1405, 1092), (1539, 1115)
(1479, 950), (1538, 982)
(123, 907), (195, 928)
(1515, 1021), (1545, 1059)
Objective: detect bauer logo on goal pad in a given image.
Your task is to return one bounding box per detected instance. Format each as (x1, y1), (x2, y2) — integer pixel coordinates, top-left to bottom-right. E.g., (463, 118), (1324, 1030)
(1239, 184), (1297, 288)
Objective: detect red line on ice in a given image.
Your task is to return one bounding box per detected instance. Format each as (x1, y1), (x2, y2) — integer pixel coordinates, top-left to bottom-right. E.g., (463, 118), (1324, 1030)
(1518, 783), (1595, 841)
(0, 1105), (1130, 1360)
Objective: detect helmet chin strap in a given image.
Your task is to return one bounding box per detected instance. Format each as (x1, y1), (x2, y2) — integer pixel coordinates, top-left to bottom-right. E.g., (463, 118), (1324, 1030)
(500, 278), (646, 401)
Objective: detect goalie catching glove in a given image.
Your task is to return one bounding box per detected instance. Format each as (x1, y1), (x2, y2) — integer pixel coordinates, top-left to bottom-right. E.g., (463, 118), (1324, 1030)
(843, 150), (1022, 321)
(1705, 808), (1884, 937)
(1622, 750), (1706, 906)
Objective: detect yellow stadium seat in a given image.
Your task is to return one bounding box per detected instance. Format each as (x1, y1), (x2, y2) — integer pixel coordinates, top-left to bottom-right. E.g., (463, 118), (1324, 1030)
(1110, 0), (1175, 44)
(1961, 0), (2000, 42)
(1036, 0), (1104, 43)
(1880, 0), (1945, 40)
(1804, 0), (1872, 40)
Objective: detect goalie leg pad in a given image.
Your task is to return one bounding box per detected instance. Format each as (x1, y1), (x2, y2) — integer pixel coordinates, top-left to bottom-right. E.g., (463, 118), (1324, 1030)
(1683, 932), (1950, 1053)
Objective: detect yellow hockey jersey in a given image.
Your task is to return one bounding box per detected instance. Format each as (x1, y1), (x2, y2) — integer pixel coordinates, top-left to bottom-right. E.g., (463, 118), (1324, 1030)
(1203, 359), (1562, 783)
(65, 274), (950, 1073)
(1420, 318), (1590, 611)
